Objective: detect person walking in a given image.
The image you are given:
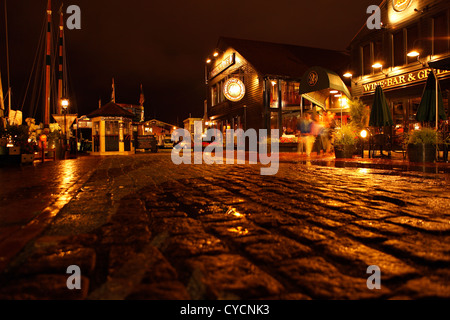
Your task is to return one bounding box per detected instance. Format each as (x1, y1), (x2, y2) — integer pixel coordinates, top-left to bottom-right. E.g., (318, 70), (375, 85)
(297, 112), (314, 157)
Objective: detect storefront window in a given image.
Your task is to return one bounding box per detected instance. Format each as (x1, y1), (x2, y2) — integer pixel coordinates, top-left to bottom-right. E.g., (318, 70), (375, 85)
(373, 40), (383, 64)
(393, 30), (405, 67)
(270, 80), (279, 108)
(282, 112), (300, 135)
(105, 121), (119, 135)
(281, 81), (301, 107)
(406, 24), (419, 64)
(434, 13), (449, 55)
(211, 85), (218, 106)
(362, 44), (372, 75)
(270, 112), (278, 130)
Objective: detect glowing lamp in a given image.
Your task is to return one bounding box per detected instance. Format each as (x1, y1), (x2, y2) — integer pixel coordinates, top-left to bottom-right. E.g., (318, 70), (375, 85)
(372, 63), (383, 69)
(330, 90), (339, 94)
(360, 129), (368, 139)
(61, 98), (69, 108)
(343, 72), (353, 78)
(407, 50), (420, 57)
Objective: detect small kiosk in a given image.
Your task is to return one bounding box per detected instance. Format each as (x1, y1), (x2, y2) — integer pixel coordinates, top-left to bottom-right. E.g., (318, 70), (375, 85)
(87, 102), (135, 155)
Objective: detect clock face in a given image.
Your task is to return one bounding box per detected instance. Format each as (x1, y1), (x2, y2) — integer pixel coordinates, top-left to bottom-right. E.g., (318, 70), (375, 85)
(223, 78), (245, 102)
(392, 0), (412, 12)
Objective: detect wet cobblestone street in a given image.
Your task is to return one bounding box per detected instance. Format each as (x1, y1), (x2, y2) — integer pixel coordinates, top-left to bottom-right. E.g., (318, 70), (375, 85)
(0, 152), (449, 300)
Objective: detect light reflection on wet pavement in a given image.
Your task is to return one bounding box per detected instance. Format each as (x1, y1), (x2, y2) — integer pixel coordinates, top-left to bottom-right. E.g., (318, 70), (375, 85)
(0, 152), (449, 300)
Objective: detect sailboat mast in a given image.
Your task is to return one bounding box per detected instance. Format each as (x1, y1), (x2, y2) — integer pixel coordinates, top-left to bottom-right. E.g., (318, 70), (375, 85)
(57, 8), (64, 114)
(44, 0), (52, 127)
(3, 0), (11, 121)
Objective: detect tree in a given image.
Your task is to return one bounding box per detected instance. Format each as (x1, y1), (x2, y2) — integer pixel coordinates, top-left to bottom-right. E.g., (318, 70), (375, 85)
(349, 98), (370, 131)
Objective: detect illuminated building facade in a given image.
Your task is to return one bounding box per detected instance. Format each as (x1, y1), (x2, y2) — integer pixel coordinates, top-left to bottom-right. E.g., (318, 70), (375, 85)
(205, 37), (350, 136)
(347, 0), (450, 133)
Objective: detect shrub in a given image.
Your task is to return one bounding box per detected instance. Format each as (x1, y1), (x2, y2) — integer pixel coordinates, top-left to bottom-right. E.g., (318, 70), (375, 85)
(407, 128), (441, 145)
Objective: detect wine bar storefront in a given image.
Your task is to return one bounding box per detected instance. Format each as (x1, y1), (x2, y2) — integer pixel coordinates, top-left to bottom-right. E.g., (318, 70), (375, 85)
(348, 0), (450, 133)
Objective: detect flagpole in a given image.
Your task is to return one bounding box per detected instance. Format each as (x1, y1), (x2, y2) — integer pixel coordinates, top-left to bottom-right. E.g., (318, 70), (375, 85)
(44, 0), (52, 128)
(111, 78), (115, 103)
(57, 7), (64, 114)
(434, 69), (438, 131)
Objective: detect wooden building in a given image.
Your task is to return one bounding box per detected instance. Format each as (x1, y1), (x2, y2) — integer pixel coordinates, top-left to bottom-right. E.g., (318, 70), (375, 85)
(347, 0), (450, 133)
(205, 37), (351, 136)
(87, 102), (135, 155)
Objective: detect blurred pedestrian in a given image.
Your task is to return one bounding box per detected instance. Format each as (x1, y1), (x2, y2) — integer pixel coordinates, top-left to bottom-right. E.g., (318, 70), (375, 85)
(297, 112), (314, 157)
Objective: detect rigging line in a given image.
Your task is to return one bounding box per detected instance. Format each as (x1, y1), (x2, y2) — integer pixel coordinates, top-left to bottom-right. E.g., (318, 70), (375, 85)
(29, 16), (47, 119)
(20, 11), (47, 111)
(4, 0), (10, 90)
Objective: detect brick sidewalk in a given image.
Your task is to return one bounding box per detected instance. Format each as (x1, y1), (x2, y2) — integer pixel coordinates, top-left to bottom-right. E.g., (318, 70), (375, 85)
(0, 153), (449, 300)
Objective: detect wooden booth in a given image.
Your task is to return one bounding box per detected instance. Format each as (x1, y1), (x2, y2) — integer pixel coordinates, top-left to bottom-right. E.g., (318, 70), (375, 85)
(87, 102), (135, 155)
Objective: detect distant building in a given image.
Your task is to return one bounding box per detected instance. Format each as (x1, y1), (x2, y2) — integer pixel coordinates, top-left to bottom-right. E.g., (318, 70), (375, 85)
(117, 103), (144, 123)
(142, 119), (179, 147)
(184, 117), (203, 134)
(87, 101), (136, 155)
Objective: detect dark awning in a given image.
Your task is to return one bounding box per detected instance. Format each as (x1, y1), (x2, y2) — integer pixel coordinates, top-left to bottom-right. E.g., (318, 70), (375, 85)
(428, 57), (450, 71)
(299, 66), (352, 99)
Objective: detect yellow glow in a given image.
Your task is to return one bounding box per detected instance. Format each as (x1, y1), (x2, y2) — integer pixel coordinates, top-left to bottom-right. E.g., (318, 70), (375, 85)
(330, 90), (339, 94)
(227, 226), (249, 236)
(360, 129), (368, 139)
(407, 50), (420, 57)
(206, 59), (211, 64)
(343, 72), (353, 78)
(372, 63), (383, 69)
(61, 99), (69, 107)
(226, 207), (243, 218)
(213, 52), (219, 57)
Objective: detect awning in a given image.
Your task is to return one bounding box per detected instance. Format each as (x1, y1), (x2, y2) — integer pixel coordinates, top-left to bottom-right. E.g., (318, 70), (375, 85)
(299, 66), (352, 99)
(428, 57), (450, 71)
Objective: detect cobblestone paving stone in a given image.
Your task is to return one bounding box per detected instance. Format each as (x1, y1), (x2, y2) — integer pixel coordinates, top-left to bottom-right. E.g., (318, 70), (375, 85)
(0, 153), (449, 300)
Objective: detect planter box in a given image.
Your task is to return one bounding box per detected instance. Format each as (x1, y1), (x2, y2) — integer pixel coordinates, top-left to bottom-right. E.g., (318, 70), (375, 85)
(8, 147), (20, 155)
(407, 143), (436, 163)
(279, 142), (298, 152)
(21, 154), (35, 164)
(334, 145), (356, 159)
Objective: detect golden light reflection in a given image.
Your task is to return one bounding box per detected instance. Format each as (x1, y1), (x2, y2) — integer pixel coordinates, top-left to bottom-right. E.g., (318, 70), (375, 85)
(58, 160), (77, 189)
(227, 226), (249, 236)
(357, 168), (371, 175)
(226, 207), (243, 218)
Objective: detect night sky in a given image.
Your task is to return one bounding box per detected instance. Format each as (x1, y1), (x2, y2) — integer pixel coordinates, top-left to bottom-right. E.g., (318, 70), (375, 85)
(1, 0), (378, 126)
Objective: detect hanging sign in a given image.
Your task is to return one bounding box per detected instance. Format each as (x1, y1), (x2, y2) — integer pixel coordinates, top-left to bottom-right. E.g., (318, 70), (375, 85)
(223, 78), (245, 102)
(307, 71), (319, 86)
(392, 0), (412, 12)
(362, 68), (450, 94)
(209, 53), (235, 79)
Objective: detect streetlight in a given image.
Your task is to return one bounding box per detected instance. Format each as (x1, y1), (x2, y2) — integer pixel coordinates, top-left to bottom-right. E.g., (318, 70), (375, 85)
(61, 98), (69, 157)
(360, 129), (368, 158)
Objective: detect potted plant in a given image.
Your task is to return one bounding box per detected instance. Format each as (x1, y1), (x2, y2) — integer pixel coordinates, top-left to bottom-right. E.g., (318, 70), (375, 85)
(406, 127), (440, 163)
(6, 124), (29, 155)
(20, 141), (39, 164)
(333, 124), (359, 158)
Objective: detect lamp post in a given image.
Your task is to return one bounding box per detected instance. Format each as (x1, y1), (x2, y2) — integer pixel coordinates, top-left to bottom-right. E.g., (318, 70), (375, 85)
(61, 98), (69, 158)
(360, 129), (368, 158)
